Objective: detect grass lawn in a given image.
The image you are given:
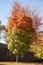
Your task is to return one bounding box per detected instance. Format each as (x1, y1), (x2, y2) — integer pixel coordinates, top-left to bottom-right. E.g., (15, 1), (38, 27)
(0, 62), (43, 65)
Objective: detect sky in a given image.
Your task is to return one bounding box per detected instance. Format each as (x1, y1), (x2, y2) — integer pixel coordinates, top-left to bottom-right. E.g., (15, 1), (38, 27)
(0, 0), (43, 30)
(0, 0), (43, 44)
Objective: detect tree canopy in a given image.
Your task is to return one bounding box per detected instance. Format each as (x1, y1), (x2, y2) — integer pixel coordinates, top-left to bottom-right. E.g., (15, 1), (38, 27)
(6, 2), (41, 60)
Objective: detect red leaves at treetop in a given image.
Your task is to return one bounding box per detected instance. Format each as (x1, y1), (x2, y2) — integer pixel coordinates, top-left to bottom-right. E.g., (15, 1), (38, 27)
(8, 2), (41, 31)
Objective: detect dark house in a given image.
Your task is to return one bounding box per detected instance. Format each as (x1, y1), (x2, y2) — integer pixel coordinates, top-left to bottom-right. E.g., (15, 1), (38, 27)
(0, 43), (43, 62)
(0, 43), (16, 61)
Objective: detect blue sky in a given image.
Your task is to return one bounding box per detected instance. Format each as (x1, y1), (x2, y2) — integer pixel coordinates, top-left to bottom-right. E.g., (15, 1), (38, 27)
(0, 0), (43, 30)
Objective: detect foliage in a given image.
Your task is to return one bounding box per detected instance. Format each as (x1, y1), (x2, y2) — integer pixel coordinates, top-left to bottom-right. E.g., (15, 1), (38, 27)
(0, 21), (5, 30)
(7, 28), (34, 54)
(29, 45), (43, 59)
(0, 21), (6, 44)
(32, 14), (41, 31)
(6, 2), (41, 58)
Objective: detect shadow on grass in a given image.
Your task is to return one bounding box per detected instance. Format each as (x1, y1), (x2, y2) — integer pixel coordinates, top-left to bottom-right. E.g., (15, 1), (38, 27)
(0, 64), (6, 65)
(22, 61), (43, 64)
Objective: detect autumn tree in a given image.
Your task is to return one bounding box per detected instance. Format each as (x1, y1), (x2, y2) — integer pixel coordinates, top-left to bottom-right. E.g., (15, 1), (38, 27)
(29, 14), (42, 59)
(6, 2), (41, 61)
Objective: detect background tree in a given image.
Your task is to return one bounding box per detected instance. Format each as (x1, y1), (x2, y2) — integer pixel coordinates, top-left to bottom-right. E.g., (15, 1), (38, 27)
(0, 21), (6, 44)
(6, 2), (41, 61)
(29, 14), (42, 59)
(29, 45), (43, 59)
(0, 21), (5, 30)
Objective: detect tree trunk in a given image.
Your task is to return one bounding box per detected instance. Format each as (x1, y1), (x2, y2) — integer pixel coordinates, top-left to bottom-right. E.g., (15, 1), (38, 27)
(21, 53), (23, 61)
(16, 54), (18, 62)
